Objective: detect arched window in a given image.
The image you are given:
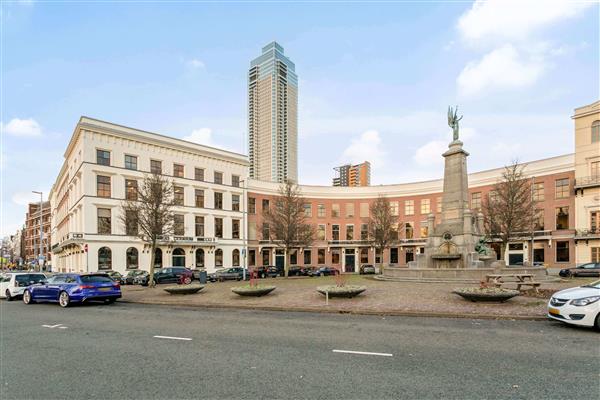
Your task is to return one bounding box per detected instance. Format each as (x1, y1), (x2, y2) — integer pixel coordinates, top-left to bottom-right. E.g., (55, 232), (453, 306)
(98, 247), (112, 270)
(172, 248), (185, 267)
(154, 248), (163, 269)
(232, 249), (240, 266)
(592, 120), (600, 143)
(195, 249), (205, 268)
(126, 247), (138, 269)
(215, 249), (223, 267)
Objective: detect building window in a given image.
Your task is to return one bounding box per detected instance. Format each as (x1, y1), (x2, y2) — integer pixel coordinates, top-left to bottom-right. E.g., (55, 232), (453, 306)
(592, 247), (600, 263)
(97, 175), (111, 198)
(555, 178), (570, 199)
(195, 189), (204, 208)
(214, 192), (223, 210)
(405, 200), (414, 216)
(471, 193), (481, 210)
(125, 210), (138, 236)
(532, 182), (544, 201)
(195, 216), (204, 237)
(534, 210), (545, 231)
(290, 250), (297, 265)
(97, 208), (111, 234)
(360, 248), (369, 264)
(331, 249), (340, 265)
(405, 248), (414, 263)
(215, 218), (223, 238)
(174, 214), (185, 236)
(215, 249), (223, 267)
(125, 179), (138, 201)
(390, 201), (399, 216)
(555, 207), (569, 230)
(318, 249), (325, 264)
(232, 249), (240, 266)
(195, 249), (205, 268)
(124, 155), (137, 170)
(262, 249), (270, 266)
(332, 204), (340, 218)
(421, 199), (431, 214)
(248, 198), (256, 214)
(317, 204), (326, 218)
(303, 203), (312, 217)
(262, 199), (270, 212)
(591, 211), (599, 232)
(150, 159), (162, 174)
(346, 203), (354, 218)
(174, 186), (184, 206)
(437, 197), (442, 213)
(195, 168), (204, 181)
(261, 223), (269, 240)
(405, 222), (414, 239)
(173, 164), (184, 178)
(96, 149), (110, 166)
(249, 249), (256, 267)
(420, 225), (428, 238)
(489, 191), (499, 204)
(592, 120), (600, 143)
(154, 248), (163, 268)
(332, 225), (340, 241)
(375, 249), (382, 264)
(317, 224), (326, 240)
(592, 161), (600, 177)
(361, 223), (368, 240)
(346, 225), (354, 240)
(232, 194), (240, 211)
(303, 250), (311, 265)
(126, 247), (138, 269)
(98, 247), (112, 270)
(390, 248), (399, 264)
(232, 219), (240, 239)
(556, 241), (569, 263)
(232, 175), (240, 187)
(214, 171), (223, 184)
(360, 202), (369, 218)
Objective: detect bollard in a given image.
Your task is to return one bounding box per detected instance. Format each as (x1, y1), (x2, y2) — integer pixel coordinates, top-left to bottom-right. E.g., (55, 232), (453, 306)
(326, 290), (329, 306)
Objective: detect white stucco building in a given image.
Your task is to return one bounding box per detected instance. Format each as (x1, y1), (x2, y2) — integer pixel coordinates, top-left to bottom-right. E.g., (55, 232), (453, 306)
(50, 117), (248, 273)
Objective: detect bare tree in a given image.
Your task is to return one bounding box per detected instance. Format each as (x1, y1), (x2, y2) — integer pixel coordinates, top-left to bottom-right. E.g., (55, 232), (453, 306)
(261, 180), (315, 277)
(120, 173), (175, 286)
(482, 161), (537, 263)
(368, 196), (401, 273)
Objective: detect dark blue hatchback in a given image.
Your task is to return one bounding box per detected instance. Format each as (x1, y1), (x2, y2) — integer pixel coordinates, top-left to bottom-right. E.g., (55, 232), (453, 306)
(23, 273), (122, 308)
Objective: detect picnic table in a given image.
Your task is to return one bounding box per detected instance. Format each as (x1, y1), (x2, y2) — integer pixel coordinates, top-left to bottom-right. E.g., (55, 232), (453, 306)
(485, 274), (541, 292)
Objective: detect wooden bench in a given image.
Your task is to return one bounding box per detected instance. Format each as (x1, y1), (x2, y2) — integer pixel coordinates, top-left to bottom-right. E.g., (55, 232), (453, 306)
(485, 274), (540, 293)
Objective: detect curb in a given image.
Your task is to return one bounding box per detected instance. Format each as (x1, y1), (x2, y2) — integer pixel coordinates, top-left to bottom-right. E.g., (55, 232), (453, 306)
(118, 299), (547, 321)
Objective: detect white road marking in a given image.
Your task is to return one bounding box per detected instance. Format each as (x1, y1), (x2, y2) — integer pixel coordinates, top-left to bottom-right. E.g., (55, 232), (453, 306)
(153, 335), (192, 341)
(42, 324), (64, 329)
(332, 349), (393, 357)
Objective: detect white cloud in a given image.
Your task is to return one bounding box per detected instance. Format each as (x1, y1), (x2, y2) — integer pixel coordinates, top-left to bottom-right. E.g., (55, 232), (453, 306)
(185, 59), (205, 69)
(457, 45), (544, 98)
(12, 191), (44, 206)
(413, 140), (447, 167)
(341, 130), (385, 168)
(2, 118), (42, 137)
(458, 0), (592, 44)
(183, 128), (213, 145)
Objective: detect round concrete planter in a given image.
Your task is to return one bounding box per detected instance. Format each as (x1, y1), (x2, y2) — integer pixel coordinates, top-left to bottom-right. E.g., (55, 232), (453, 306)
(317, 285), (366, 298)
(453, 288), (519, 302)
(231, 285), (276, 297)
(163, 284), (204, 295)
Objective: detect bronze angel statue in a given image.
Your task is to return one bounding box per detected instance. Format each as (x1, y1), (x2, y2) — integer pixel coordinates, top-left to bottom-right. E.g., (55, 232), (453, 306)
(447, 106), (463, 141)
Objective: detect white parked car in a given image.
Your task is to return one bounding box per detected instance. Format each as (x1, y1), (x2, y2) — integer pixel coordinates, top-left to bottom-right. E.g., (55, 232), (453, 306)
(548, 279), (600, 330)
(0, 272), (47, 301)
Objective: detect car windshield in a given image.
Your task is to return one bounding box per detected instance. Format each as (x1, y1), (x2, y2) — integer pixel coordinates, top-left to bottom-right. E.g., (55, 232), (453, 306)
(582, 279), (600, 289)
(15, 274), (45, 285)
(80, 275), (113, 283)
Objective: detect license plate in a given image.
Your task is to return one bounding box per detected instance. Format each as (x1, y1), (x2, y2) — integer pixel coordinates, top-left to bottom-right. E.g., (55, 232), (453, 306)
(99, 287), (111, 292)
(549, 308), (560, 315)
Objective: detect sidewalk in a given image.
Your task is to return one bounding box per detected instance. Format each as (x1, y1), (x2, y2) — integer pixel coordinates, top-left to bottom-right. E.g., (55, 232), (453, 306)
(120, 275), (593, 320)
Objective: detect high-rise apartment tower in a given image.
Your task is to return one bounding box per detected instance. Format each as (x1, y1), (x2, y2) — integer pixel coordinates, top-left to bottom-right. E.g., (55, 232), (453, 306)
(333, 161), (371, 187)
(248, 42), (298, 183)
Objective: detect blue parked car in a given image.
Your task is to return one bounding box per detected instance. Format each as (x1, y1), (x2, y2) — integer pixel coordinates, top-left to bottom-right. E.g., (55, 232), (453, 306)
(22, 273), (122, 308)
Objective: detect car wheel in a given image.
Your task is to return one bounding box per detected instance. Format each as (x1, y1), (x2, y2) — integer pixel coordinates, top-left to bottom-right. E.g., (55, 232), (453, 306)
(183, 276), (192, 285)
(23, 290), (32, 305)
(5, 289), (13, 302)
(594, 313), (600, 332)
(58, 291), (71, 308)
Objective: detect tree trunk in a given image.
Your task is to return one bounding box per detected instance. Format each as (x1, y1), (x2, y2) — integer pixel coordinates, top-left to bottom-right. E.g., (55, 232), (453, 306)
(149, 239), (157, 287)
(284, 248), (289, 278)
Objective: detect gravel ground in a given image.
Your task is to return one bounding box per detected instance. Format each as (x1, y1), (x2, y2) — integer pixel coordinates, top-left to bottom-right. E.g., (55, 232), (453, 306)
(120, 275), (597, 318)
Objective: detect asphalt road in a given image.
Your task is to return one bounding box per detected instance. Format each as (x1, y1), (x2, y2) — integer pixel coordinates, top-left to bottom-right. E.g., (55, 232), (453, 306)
(0, 301), (598, 400)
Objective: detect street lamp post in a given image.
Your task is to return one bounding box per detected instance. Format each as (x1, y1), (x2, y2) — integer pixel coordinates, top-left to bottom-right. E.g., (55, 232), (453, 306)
(241, 179), (248, 281)
(32, 191), (43, 271)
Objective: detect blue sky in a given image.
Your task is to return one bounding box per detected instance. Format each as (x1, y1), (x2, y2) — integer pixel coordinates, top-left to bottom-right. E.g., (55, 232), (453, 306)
(1, 0), (598, 236)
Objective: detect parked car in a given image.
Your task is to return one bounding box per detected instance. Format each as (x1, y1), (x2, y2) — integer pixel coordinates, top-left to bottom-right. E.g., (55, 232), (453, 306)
(547, 279), (600, 330)
(312, 267), (340, 277)
(287, 266), (314, 277)
(209, 267), (246, 282)
(359, 264), (376, 275)
(0, 272), (47, 301)
(123, 270), (146, 285)
(249, 266), (268, 279)
(559, 263), (600, 278)
(133, 271), (149, 285)
(22, 273), (121, 308)
(265, 266), (281, 278)
(100, 270), (124, 283)
(140, 267), (193, 286)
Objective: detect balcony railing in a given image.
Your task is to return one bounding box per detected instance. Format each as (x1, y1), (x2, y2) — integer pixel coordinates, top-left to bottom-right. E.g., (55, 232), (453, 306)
(157, 235), (217, 244)
(574, 175), (600, 189)
(575, 228), (600, 239)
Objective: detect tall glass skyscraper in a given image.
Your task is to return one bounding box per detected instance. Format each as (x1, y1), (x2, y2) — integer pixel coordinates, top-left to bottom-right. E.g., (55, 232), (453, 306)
(248, 42), (298, 183)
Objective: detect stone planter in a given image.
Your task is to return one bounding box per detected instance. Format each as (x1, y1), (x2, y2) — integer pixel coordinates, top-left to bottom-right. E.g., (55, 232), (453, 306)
(452, 287), (519, 302)
(231, 285), (276, 297)
(317, 285), (366, 298)
(163, 284), (204, 295)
